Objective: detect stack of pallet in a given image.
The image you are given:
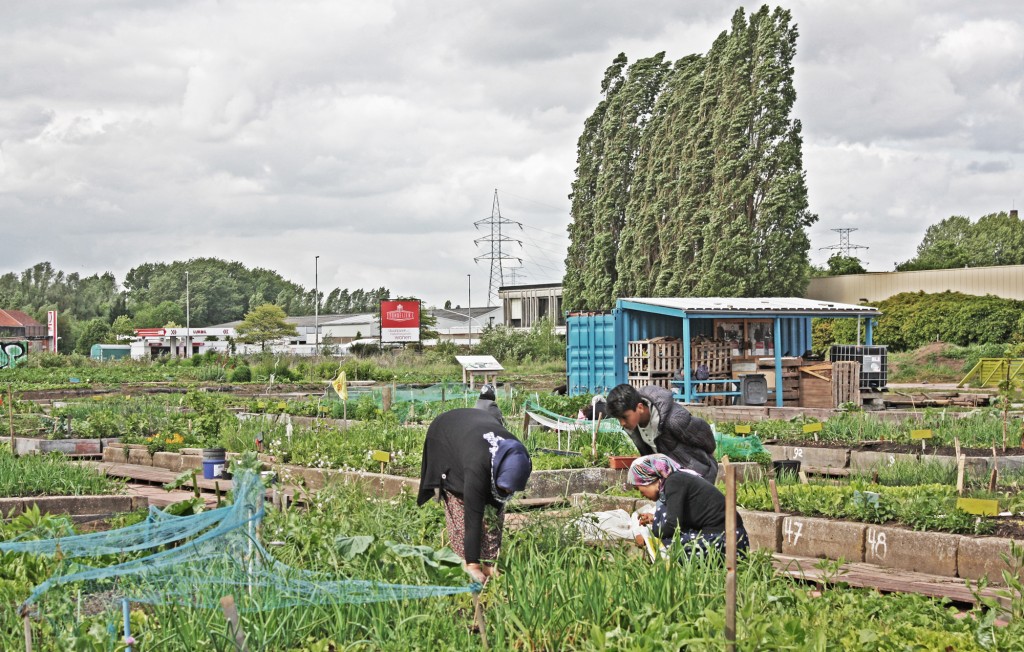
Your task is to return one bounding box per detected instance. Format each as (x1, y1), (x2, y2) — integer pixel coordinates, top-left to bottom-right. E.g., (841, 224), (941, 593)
(691, 339), (733, 405)
(628, 337), (682, 391)
(758, 357), (802, 406)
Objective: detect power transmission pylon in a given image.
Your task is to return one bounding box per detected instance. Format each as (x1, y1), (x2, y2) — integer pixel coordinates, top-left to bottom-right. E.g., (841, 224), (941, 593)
(474, 189), (522, 305)
(820, 228), (868, 257)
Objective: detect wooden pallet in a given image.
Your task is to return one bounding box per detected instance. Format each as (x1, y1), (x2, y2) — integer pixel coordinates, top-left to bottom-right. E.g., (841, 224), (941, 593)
(691, 339), (732, 377)
(832, 360), (861, 406)
(628, 337), (683, 374)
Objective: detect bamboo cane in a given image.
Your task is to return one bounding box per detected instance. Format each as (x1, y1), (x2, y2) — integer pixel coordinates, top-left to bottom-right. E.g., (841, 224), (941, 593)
(725, 464), (737, 651)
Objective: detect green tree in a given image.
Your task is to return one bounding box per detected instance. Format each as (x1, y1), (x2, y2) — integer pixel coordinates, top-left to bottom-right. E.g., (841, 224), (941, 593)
(825, 255), (867, 276)
(897, 212), (1024, 271)
(236, 304), (298, 351)
(134, 301), (186, 328)
(74, 318), (112, 355)
(110, 315), (136, 341)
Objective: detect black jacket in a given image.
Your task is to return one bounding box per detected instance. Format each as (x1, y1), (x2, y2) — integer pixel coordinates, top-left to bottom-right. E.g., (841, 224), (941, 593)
(417, 408), (522, 563)
(474, 398), (504, 425)
(626, 386), (718, 483)
(653, 471), (744, 543)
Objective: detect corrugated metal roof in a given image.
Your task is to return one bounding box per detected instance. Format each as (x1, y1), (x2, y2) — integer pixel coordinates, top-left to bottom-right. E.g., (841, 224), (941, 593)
(618, 297), (880, 315)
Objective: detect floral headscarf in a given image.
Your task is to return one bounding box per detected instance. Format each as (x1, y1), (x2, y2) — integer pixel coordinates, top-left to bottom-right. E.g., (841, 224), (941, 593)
(626, 454), (682, 487)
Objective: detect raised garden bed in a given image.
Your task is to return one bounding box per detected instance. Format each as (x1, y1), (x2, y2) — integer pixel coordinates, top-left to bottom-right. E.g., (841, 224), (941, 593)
(569, 491), (1024, 585)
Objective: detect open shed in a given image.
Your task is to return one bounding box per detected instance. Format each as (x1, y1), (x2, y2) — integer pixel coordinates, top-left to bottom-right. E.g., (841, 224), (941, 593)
(566, 297), (880, 406)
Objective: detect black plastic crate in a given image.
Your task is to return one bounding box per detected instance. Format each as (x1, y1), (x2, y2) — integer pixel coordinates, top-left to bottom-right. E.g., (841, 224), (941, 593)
(830, 345), (887, 390)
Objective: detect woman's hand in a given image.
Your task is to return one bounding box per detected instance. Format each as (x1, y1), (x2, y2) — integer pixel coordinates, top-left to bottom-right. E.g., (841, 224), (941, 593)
(464, 562), (487, 584)
(638, 513), (654, 526)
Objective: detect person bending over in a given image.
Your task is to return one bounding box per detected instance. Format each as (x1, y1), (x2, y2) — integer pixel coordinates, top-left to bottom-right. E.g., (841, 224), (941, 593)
(626, 454), (748, 557)
(606, 383), (718, 483)
(417, 408), (531, 584)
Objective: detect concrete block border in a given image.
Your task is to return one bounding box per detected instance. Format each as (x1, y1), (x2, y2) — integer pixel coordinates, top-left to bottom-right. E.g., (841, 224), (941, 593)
(0, 495), (147, 520)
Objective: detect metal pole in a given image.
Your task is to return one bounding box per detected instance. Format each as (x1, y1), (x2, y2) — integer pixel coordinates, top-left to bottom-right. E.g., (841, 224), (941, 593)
(467, 274), (472, 347)
(185, 270), (190, 358)
(314, 255), (319, 359)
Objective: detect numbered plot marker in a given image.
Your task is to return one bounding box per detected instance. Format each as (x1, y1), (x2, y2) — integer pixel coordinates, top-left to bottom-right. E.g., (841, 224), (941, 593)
(734, 425), (751, 435)
(910, 429), (933, 440)
(956, 498), (999, 516)
(802, 423), (822, 434)
(371, 450), (392, 463)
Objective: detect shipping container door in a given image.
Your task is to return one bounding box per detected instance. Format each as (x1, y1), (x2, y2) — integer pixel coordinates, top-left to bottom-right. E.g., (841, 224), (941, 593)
(566, 313), (620, 396)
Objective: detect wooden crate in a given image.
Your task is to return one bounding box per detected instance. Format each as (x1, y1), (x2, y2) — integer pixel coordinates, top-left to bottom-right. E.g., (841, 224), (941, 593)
(628, 337), (683, 374)
(800, 362), (834, 409)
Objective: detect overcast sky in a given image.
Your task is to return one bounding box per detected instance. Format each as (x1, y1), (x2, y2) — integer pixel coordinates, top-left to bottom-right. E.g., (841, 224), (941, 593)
(2, 1), (1022, 310)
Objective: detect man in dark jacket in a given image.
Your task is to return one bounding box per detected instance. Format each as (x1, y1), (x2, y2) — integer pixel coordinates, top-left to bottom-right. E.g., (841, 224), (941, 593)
(474, 383), (504, 425)
(418, 408), (532, 584)
(606, 384), (718, 483)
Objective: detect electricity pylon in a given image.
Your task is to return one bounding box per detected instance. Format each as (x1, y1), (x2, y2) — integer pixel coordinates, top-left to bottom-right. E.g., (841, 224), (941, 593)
(474, 189), (522, 305)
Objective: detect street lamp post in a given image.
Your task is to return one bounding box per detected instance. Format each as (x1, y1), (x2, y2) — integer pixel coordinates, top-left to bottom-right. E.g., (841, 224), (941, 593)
(467, 274), (471, 347)
(185, 270), (190, 359)
(314, 256), (320, 358)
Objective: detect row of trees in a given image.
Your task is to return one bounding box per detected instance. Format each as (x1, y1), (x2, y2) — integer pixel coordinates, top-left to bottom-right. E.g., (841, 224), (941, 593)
(0, 259), (392, 354)
(896, 211), (1024, 272)
(564, 7), (815, 310)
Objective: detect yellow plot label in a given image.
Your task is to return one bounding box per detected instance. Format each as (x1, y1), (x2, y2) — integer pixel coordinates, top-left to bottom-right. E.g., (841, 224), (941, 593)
(956, 498), (999, 516)
(910, 429), (933, 440)
(734, 425), (751, 435)
(371, 450), (392, 463)
(802, 423), (823, 434)
(276, 402), (288, 410)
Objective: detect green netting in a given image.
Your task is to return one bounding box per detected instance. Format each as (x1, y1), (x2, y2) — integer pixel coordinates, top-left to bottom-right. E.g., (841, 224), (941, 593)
(332, 382), (479, 407)
(521, 399), (624, 434)
(0, 469), (475, 614)
(713, 432), (767, 461)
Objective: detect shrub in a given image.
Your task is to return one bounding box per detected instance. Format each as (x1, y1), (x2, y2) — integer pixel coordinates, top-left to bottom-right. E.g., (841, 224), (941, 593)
(229, 365), (252, 382)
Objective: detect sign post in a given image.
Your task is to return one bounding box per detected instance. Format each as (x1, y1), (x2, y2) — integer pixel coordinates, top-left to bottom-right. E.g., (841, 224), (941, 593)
(380, 300), (421, 344)
(46, 311), (58, 353)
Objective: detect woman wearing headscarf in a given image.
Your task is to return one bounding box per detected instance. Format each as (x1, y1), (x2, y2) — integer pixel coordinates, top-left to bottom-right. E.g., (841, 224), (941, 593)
(625, 454), (748, 557)
(418, 408), (532, 583)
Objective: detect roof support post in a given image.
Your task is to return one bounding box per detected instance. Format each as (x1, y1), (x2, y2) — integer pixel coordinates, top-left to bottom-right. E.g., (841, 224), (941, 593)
(774, 316), (783, 407)
(682, 315), (692, 402)
(865, 317), (874, 345)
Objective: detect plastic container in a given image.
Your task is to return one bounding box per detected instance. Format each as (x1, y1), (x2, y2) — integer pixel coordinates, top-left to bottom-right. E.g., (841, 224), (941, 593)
(738, 374), (768, 405)
(202, 458), (226, 480)
(609, 455), (639, 469)
(772, 460), (801, 478)
(829, 345), (888, 390)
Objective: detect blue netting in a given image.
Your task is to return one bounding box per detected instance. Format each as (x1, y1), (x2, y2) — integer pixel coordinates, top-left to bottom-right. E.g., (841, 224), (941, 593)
(1, 470), (476, 612)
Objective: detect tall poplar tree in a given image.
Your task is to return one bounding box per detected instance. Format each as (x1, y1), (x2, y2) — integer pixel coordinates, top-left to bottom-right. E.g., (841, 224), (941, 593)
(564, 5), (816, 307)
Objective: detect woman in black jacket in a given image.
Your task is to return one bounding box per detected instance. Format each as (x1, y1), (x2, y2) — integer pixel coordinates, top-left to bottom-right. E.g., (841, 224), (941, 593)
(626, 454), (748, 557)
(417, 408), (532, 583)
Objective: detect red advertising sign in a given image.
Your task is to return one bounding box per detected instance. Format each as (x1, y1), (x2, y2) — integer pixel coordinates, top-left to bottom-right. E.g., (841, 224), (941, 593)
(380, 300), (421, 343)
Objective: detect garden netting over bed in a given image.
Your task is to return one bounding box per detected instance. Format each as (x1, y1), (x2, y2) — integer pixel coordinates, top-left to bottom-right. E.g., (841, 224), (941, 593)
(0, 469), (476, 614)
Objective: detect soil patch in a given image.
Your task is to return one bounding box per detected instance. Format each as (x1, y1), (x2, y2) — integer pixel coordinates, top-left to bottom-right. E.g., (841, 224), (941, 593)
(988, 517), (1024, 540)
(889, 341), (965, 383)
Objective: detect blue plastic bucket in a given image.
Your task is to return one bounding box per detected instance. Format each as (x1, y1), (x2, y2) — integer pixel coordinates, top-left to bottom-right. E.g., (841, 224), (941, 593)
(202, 458), (226, 480)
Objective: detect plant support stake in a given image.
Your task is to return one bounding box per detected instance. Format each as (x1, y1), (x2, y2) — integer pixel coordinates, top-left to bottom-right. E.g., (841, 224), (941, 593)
(724, 464), (737, 651)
